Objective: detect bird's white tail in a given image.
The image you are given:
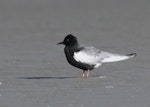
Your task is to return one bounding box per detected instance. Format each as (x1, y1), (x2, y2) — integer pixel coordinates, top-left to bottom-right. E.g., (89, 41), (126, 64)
(102, 53), (136, 63)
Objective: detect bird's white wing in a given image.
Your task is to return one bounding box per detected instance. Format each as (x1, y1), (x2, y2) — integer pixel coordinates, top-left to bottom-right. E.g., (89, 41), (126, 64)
(74, 45), (135, 66)
(74, 46), (135, 64)
(100, 51), (134, 63)
(73, 46), (102, 65)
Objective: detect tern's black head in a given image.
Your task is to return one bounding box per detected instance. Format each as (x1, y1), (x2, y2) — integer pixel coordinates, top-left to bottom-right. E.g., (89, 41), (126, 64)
(57, 34), (78, 46)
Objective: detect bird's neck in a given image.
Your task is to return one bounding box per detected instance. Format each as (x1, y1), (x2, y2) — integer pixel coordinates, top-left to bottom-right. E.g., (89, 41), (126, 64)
(68, 41), (79, 49)
(73, 42), (79, 48)
(65, 42), (79, 55)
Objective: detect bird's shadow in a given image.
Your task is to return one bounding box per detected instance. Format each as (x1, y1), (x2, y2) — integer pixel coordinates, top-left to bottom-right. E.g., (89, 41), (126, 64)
(17, 74), (103, 80)
(17, 76), (77, 80)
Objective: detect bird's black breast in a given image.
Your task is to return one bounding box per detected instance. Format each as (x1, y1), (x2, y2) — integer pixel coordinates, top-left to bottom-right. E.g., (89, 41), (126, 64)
(64, 46), (94, 70)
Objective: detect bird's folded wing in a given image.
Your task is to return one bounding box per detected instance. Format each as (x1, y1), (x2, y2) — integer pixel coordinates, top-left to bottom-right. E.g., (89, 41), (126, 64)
(100, 51), (132, 63)
(73, 46), (102, 65)
(74, 48), (132, 64)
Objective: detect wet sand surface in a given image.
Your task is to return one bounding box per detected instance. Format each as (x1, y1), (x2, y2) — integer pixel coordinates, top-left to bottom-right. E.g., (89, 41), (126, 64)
(0, 0), (150, 107)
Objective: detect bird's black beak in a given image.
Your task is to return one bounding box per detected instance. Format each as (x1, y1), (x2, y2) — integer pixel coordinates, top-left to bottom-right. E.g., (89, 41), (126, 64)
(57, 41), (64, 45)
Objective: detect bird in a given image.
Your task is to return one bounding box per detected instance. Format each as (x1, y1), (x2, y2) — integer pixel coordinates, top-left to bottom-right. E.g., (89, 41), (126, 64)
(57, 34), (136, 78)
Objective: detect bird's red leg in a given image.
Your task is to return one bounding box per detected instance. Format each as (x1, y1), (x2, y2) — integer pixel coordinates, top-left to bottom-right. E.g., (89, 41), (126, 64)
(82, 70), (86, 78)
(86, 69), (90, 78)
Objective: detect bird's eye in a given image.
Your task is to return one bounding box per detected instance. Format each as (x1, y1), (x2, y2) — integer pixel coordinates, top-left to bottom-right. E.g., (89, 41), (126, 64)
(66, 39), (69, 41)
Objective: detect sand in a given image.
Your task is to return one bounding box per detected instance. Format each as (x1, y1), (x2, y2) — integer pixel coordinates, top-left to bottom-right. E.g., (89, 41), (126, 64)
(0, 0), (150, 107)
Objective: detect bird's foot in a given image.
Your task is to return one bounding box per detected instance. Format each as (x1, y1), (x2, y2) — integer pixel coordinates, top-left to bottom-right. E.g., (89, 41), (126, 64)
(81, 70), (90, 78)
(82, 74), (85, 78)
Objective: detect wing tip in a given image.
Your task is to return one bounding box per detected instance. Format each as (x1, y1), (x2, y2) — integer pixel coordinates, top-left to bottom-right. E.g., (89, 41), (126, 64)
(126, 53), (137, 57)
